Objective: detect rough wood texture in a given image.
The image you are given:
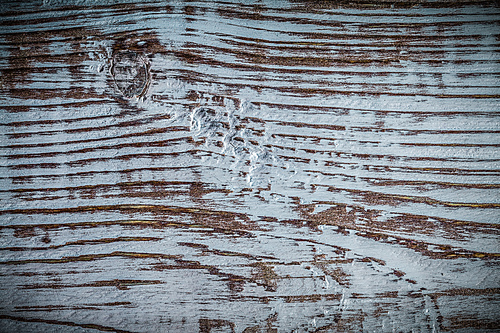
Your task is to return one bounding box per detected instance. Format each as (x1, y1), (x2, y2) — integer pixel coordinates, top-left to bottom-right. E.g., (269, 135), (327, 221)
(0, 1), (499, 332)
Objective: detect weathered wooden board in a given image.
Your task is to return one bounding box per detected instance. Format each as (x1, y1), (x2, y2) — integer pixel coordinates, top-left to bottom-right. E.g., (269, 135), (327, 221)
(0, 0), (499, 332)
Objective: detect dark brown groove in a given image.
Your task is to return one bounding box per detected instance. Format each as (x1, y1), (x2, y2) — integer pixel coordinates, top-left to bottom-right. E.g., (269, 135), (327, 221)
(0, 315), (137, 333)
(5, 114), (175, 139)
(0, 113), (116, 127)
(0, 219), (255, 238)
(355, 230), (500, 259)
(271, 120), (345, 131)
(8, 149), (227, 170)
(4, 163), (499, 185)
(288, 0), (500, 9)
(289, 204), (500, 236)
(220, 20), (498, 43)
(13, 302), (133, 312)
(3, 180), (230, 194)
(6, 88), (109, 101)
(0, 204), (250, 221)
(0, 251), (181, 265)
(252, 101), (500, 117)
(3, 126), (188, 150)
(1, 0), (497, 19)
(361, 177), (500, 189)
(174, 66), (500, 98)
(4, 165), (205, 182)
(359, 164), (500, 176)
(430, 288), (500, 298)
(0, 237), (162, 252)
(207, 34), (500, 55)
(177, 242), (277, 260)
(21, 279), (163, 290)
(3, 136), (194, 160)
(183, 40), (497, 63)
(0, 100), (111, 112)
(350, 127), (500, 135)
(0, 3), (175, 26)
(292, 150), (500, 163)
(215, 7), (500, 31)
(292, 203), (500, 258)
(170, 49), (500, 78)
(304, 170), (500, 189)
(175, 68), (500, 89)
(8, 135), (492, 162)
(219, 38), (500, 60)
(398, 142), (500, 147)
(317, 184), (500, 208)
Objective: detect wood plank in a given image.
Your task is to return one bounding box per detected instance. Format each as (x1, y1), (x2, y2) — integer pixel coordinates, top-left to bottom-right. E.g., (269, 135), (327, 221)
(0, 0), (499, 332)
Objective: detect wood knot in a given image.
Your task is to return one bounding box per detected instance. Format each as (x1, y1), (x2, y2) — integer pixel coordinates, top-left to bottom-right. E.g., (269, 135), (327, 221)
(110, 51), (150, 99)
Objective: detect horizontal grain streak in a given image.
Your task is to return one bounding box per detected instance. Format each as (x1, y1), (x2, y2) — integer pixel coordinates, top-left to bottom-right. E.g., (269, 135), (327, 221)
(0, 251), (181, 265)
(0, 204), (250, 220)
(317, 184), (500, 208)
(0, 237), (162, 252)
(0, 315), (136, 333)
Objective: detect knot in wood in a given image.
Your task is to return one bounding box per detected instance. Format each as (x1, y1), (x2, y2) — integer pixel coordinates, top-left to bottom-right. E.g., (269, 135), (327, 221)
(111, 51), (150, 99)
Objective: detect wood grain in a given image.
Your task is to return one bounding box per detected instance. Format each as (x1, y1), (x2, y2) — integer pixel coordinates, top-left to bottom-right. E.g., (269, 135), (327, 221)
(0, 0), (499, 332)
